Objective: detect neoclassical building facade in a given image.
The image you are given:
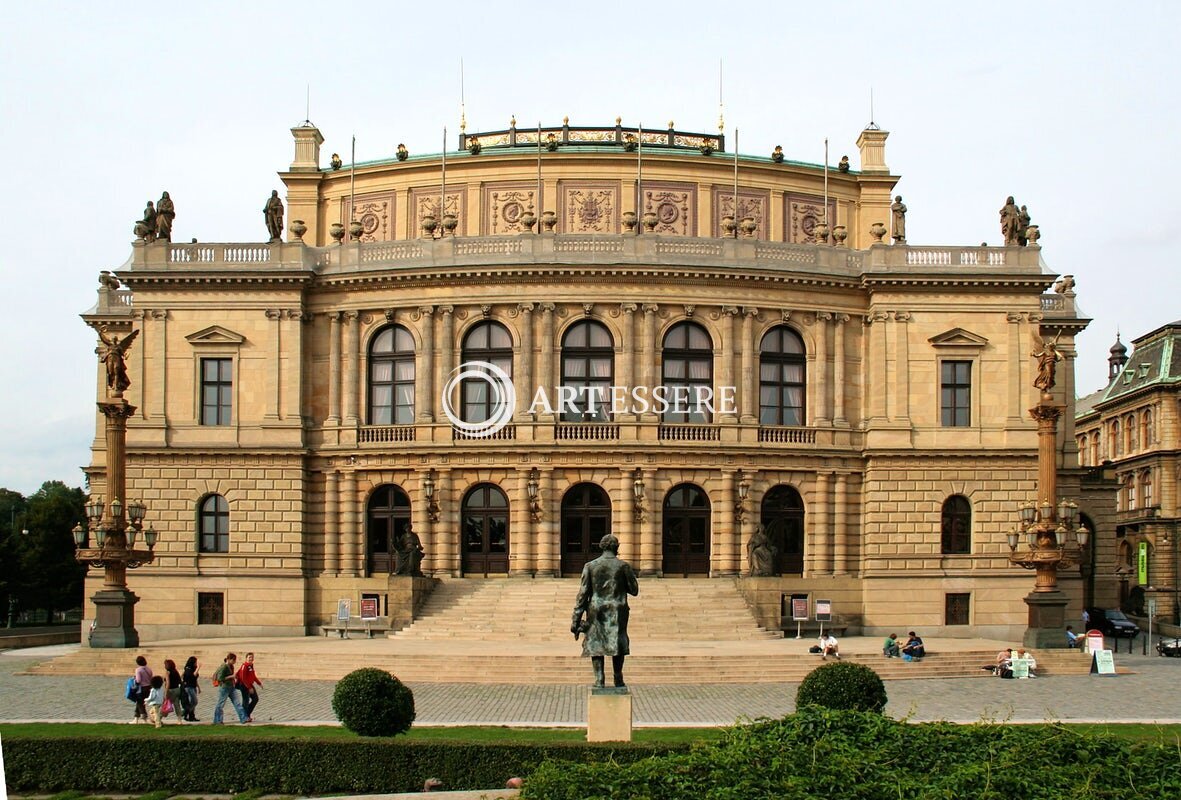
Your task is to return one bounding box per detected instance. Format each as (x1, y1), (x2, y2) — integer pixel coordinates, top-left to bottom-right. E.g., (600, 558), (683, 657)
(81, 119), (1113, 641)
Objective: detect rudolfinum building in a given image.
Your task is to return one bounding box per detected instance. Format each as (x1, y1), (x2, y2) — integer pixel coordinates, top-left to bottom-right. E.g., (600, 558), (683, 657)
(81, 117), (1120, 642)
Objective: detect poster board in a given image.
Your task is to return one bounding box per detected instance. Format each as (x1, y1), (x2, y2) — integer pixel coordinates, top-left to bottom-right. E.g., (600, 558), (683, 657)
(1090, 649), (1117, 676)
(1011, 657), (1030, 679)
(815, 599), (832, 622)
(791, 596), (810, 621)
(360, 597), (379, 621)
(337, 598), (351, 622)
(1085, 630), (1105, 654)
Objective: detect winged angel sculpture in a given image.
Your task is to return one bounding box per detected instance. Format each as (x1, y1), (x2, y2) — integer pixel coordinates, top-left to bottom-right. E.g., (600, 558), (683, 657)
(1030, 328), (1062, 394)
(98, 328), (140, 395)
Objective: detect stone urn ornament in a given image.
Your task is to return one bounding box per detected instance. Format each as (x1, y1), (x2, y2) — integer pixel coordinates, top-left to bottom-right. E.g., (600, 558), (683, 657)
(289, 219), (308, 242)
(642, 211), (658, 232)
(133, 221), (150, 242)
(541, 210), (558, 232)
(621, 211), (638, 233)
(740, 216), (758, 237)
(1026, 224), (1041, 245)
(348, 220), (363, 241)
(329, 222), (346, 244)
(721, 215), (737, 237)
(869, 221), (887, 243)
(441, 213), (459, 236)
(520, 211), (537, 232)
(421, 214), (438, 238)
(813, 220), (829, 244)
(832, 225), (848, 247)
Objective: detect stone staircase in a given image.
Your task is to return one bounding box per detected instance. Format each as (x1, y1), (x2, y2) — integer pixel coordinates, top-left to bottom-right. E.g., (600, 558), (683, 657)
(23, 578), (1101, 684)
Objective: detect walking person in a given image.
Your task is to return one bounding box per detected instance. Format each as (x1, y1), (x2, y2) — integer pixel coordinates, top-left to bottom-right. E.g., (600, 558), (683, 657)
(132, 655), (153, 723)
(236, 652), (263, 722)
(181, 655), (200, 721)
(145, 675), (166, 729)
(211, 652), (249, 725)
(163, 659), (183, 723)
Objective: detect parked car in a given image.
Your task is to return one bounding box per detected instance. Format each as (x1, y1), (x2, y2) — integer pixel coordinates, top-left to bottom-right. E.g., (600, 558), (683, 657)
(1085, 607), (1140, 639)
(1157, 637), (1181, 657)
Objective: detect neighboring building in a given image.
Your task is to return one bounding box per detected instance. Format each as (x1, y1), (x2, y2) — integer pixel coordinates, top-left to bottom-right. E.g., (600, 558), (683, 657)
(80, 118), (1113, 641)
(1076, 323), (1181, 622)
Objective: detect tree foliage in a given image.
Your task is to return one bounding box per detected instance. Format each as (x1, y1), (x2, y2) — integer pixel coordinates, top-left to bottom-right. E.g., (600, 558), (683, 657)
(0, 481), (86, 622)
(795, 661), (888, 713)
(332, 667), (416, 737)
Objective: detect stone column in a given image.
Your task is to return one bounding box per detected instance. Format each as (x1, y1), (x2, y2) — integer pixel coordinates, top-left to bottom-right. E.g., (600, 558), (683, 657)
(833, 473), (849, 575)
(869, 311), (888, 422)
(741, 307), (758, 423)
(438, 306), (454, 423)
(811, 472), (831, 576)
(719, 306), (739, 423)
(619, 467), (636, 564)
(344, 312), (360, 426)
(620, 304), (637, 415)
(342, 470), (358, 576)
(1061, 345), (1080, 467)
(1006, 312), (1024, 426)
(513, 467), (533, 576)
(418, 469), (434, 574)
(418, 306), (435, 421)
(517, 304), (535, 419)
(265, 309), (282, 420)
(814, 312), (831, 425)
(833, 314), (849, 425)
(718, 469), (737, 575)
(536, 466), (556, 575)
(148, 310), (167, 422)
(893, 311), (911, 424)
(641, 305), (659, 421)
(325, 470), (340, 574)
(284, 310), (305, 420)
(637, 468), (660, 575)
(539, 304), (556, 421)
(435, 468), (454, 575)
(327, 312), (342, 425)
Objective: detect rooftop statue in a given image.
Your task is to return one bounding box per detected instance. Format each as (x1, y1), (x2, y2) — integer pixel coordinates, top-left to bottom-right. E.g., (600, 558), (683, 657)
(155, 191), (176, 242)
(571, 534), (639, 688)
(838, 155), (850, 173)
(264, 190), (284, 243)
(139, 201), (157, 243)
(999, 196), (1020, 246)
(1017, 204), (1032, 247)
(97, 327), (140, 395)
(891, 195), (907, 244)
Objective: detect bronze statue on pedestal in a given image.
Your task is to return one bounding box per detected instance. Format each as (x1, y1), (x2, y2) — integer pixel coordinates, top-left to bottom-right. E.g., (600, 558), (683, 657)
(571, 534), (639, 688)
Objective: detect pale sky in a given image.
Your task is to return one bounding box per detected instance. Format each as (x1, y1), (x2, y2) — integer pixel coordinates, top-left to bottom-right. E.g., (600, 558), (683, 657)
(1, 2), (1177, 495)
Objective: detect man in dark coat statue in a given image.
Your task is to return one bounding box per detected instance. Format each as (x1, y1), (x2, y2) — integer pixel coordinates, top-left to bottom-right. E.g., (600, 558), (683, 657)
(571, 534), (639, 688)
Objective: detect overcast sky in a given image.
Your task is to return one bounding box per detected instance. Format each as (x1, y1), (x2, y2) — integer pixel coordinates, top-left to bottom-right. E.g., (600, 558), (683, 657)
(1, 2), (1176, 495)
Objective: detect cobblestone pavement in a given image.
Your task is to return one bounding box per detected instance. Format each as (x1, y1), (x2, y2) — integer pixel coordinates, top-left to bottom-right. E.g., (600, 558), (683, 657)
(3, 646), (1179, 726)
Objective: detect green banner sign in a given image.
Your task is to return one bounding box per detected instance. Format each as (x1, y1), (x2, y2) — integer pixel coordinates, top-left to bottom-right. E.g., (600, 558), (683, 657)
(1138, 540), (1148, 585)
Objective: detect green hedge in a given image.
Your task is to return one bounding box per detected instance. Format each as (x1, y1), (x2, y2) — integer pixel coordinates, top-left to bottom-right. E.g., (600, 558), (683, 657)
(521, 710), (1181, 799)
(2, 736), (684, 794)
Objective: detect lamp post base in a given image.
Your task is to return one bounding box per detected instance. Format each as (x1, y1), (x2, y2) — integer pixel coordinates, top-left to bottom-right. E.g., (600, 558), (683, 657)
(1022, 589), (1069, 649)
(89, 588), (141, 648)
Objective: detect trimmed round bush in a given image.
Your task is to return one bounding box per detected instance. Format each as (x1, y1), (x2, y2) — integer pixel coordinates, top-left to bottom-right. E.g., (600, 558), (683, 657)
(332, 667), (416, 736)
(796, 661), (887, 713)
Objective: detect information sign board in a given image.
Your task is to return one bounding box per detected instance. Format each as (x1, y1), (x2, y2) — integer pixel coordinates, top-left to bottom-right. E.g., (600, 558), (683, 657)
(360, 597), (379, 620)
(337, 598), (351, 622)
(1091, 649), (1116, 676)
(791, 596), (809, 622)
(815, 599), (832, 622)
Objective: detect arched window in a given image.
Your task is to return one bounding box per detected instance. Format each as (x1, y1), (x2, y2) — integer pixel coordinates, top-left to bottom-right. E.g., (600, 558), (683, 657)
(940, 495), (971, 554)
(560, 320), (614, 421)
(1124, 414), (1136, 453)
(1077, 434), (1087, 467)
(366, 484), (411, 574)
(1124, 474), (1136, 510)
(759, 326), (806, 426)
(662, 483), (711, 575)
(198, 494), (229, 553)
(461, 483), (510, 575)
(1091, 431), (1101, 465)
(1142, 408), (1154, 449)
(460, 321), (513, 424)
(1111, 420), (1121, 458)
(368, 325), (416, 424)
(1141, 469), (1153, 508)
(661, 321), (713, 423)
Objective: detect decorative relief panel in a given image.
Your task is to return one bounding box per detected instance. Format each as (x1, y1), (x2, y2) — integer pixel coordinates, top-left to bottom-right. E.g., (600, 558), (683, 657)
(641, 182), (696, 236)
(410, 186), (466, 233)
(482, 183), (539, 235)
(558, 181), (619, 233)
(712, 188), (771, 240)
(342, 193), (395, 242)
(785, 194), (838, 245)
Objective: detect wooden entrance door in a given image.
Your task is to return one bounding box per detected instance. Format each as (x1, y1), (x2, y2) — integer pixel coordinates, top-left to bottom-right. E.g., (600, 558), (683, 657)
(461, 484), (510, 575)
(367, 485), (411, 575)
(761, 485), (805, 574)
(662, 484), (711, 576)
(561, 483), (611, 574)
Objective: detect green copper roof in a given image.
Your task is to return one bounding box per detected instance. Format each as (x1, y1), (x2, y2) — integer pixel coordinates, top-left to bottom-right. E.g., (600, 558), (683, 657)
(1100, 321), (1181, 403)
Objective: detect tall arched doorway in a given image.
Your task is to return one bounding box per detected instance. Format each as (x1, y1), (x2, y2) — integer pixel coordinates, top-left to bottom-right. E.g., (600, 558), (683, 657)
(367, 485), (411, 574)
(561, 483), (611, 574)
(662, 484), (711, 576)
(761, 485), (805, 574)
(461, 483), (509, 575)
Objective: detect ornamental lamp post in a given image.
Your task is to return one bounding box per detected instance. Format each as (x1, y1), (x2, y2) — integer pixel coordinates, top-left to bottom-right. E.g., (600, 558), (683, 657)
(74, 325), (156, 648)
(1007, 335), (1089, 648)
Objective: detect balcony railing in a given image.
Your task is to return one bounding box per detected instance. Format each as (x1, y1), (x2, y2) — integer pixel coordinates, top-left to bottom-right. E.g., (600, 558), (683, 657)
(555, 423), (621, 441)
(758, 426), (817, 444)
(358, 425), (417, 443)
(658, 424), (720, 442)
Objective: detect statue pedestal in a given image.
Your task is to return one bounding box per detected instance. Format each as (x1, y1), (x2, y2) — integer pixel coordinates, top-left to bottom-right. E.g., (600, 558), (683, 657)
(587, 687), (632, 742)
(1023, 589), (1070, 649)
(89, 588), (141, 648)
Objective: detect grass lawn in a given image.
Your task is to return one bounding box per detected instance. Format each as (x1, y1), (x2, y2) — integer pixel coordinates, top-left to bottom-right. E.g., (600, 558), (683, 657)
(0, 721), (725, 744)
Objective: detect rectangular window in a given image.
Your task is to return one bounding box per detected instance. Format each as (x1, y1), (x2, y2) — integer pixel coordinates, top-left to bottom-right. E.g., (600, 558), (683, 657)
(940, 361), (971, 427)
(945, 593), (970, 626)
(197, 592), (225, 625)
(200, 358), (232, 425)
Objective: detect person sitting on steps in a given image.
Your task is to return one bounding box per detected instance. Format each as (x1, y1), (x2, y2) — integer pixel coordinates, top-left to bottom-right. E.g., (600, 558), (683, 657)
(819, 633), (840, 660)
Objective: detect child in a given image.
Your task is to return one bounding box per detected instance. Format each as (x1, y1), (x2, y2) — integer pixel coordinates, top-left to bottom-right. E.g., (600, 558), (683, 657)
(146, 675), (166, 728)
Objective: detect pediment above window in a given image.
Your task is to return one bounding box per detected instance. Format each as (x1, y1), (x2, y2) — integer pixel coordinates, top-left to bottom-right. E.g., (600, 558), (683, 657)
(186, 326), (246, 346)
(928, 328), (989, 349)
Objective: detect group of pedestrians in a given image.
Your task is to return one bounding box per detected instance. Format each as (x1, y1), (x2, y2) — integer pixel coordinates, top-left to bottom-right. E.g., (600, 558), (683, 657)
(881, 632), (926, 660)
(129, 651), (262, 726)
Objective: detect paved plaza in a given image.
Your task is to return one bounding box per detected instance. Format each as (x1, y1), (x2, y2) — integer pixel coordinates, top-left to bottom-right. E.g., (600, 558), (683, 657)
(2, 643), (1179, 726)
